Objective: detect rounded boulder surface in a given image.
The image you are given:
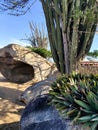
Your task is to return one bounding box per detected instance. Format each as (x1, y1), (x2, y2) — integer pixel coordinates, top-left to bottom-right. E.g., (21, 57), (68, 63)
(20, 95), (68, 130)
(0, 44), (57, 83)
(20, 77), (56, 104)
(20, 95), (88, 130)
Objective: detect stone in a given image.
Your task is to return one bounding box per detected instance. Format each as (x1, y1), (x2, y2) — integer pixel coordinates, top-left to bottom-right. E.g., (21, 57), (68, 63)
(20, 95), (89, 130)
(19, 76), (56, 104)
(0, 44), (57, 83)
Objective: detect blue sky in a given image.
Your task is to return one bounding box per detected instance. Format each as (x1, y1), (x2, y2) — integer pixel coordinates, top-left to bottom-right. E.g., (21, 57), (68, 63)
(0, 0), (97, 52)
(0, 0), (46, 48)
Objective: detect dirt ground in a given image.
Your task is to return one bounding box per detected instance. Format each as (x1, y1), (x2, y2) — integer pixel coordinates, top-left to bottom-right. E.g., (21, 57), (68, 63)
(0, 73), (32, 130)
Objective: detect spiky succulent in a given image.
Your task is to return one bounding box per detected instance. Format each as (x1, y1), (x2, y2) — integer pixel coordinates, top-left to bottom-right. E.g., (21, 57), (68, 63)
(49, 73), (98, 130)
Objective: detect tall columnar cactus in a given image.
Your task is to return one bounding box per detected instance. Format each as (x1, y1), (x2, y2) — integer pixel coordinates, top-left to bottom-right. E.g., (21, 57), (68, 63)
(41, 0), (98, 74)
(0, 0), (97, 74)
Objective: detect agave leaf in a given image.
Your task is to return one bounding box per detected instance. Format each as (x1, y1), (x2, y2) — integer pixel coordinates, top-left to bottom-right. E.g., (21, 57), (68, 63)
(52, 99), (70, 107)
(56, 105), (66, 111)
(91, 121), (98, 130)
(69, 85), (78, 93)
(66, 108), (78, 116)
(78, 114), (98, 123)
(72, 111), (81, 123)
(49, 91), (59, 96)
(91, 116), (98, 121)
(60, 92), (69, 97)
(86, 92), (98, 111)
(94, 99), (98, 111)
(74, 99), (91, 111)
(69, 78), (76, 86)
(89, 91), (98, 99)
(61, 92), (74, 102)
(78, 115), (93, 122)
(54, 103), (63, 109)
(55, 95), (65, 100)
(80, 108), (94, 114)
(51, 82), (57, 88)
(60, 109), (69, 117)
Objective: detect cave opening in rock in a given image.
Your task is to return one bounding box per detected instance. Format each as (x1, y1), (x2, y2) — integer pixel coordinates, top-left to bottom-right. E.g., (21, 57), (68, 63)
(0, 60), (35, 83)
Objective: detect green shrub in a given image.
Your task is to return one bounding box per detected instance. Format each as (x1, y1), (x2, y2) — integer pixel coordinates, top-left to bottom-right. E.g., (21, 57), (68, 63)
(49, 73), (98, 130)
(26, 46), (52, 59)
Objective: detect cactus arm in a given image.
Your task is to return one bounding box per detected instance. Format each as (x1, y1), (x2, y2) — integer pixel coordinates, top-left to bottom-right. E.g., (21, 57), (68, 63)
(41, 0), (60, 70)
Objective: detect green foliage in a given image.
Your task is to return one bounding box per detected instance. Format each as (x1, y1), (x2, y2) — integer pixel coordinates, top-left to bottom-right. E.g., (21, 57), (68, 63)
(49, 73), (98, 130)
(26, 46), (52, 59)
(88, 50), (98, 57)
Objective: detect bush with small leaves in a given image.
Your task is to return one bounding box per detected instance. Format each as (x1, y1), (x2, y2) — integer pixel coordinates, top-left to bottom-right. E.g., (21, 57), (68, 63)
(49, 73), (98, 130)
(26, 46), (52, 59)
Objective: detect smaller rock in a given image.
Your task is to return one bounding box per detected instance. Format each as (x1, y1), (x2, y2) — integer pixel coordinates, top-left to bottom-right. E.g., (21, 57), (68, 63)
(20, 77), (56, 104)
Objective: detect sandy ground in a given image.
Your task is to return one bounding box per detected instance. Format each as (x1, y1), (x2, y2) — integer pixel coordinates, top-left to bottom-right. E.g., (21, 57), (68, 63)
(0, 73), (32, 130)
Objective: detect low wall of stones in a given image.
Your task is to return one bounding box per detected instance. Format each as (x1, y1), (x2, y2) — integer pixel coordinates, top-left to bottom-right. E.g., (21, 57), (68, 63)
(78, 62), (98, 74)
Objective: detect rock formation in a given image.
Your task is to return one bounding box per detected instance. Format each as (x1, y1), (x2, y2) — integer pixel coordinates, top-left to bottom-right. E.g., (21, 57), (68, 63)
(0, 44), (57, 83)
(20, 95), (89, 130)
(20, 76), (56, 104)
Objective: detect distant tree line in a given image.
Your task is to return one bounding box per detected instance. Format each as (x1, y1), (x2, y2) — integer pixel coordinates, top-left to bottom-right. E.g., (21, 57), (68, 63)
(87, 50), (98, 57)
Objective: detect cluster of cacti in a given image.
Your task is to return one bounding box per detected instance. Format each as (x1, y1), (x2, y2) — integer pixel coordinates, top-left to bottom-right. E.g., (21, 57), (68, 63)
(41, 0), (98, 74)
(49, 73), (98, 130)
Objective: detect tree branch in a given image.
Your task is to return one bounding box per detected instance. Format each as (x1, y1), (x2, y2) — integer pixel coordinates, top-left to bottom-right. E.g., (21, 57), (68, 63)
(0, 0), (37, 15)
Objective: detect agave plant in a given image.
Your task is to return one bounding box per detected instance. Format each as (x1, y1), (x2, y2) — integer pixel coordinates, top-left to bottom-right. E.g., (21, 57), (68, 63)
(49, 73), (98, 130)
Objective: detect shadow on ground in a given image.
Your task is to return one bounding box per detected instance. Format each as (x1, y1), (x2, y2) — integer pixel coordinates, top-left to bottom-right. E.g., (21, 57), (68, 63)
(0, 73), (26, 130)
(0, 86), (24, 105)
(0, 121), (19, 130)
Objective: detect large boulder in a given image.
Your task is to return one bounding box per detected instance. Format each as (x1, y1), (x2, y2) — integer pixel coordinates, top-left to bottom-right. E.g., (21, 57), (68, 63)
(20, 95), (89, 130)
(0, 44), (57, 83)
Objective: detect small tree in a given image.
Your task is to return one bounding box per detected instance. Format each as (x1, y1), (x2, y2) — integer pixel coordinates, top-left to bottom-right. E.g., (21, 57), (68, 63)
(24, 22), (48, 49)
